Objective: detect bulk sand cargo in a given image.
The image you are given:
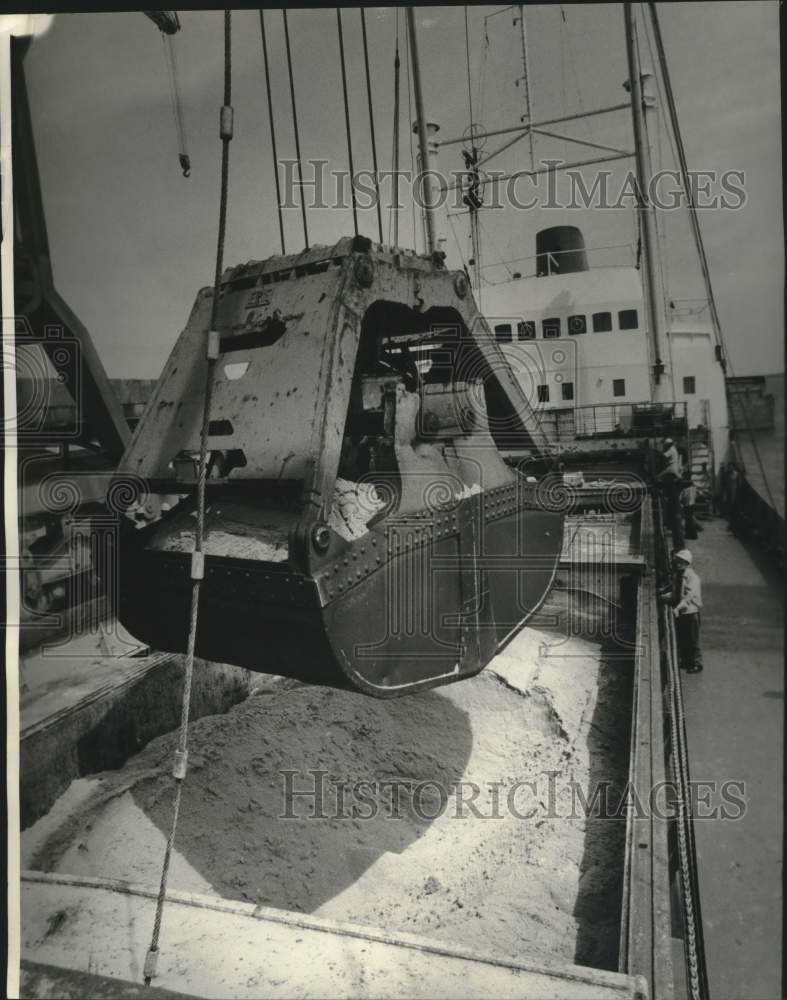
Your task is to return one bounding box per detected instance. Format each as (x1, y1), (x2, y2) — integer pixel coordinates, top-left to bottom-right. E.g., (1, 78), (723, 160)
(17, 510), (669, 998)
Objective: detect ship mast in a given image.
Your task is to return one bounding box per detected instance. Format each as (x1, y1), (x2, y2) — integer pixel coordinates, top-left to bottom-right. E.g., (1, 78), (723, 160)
(516, 5), (535, 169)
(624, 2), (671, 403)
(406, 7), (437, 255)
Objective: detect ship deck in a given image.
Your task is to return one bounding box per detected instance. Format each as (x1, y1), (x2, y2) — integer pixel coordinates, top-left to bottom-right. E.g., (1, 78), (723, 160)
(677, 518), (783, 999)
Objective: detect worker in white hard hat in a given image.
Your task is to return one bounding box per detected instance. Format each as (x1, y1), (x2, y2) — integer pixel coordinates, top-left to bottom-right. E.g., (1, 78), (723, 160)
(659, 549), (703, 673)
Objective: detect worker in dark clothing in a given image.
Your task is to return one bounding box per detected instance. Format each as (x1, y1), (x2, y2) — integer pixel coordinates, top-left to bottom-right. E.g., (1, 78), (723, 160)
(655, 437), (684, 547)
(679, 480), (703, 540)
(656, 437), (681, 481)
(660, 549), (703, 672)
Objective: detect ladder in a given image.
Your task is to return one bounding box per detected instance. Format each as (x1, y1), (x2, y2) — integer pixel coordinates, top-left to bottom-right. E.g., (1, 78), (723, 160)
(687, 405), (715, 516)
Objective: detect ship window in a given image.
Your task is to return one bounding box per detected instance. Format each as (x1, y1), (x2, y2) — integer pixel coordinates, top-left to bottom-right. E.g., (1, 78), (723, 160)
(494, 323), (513, 343)
(542, 317), (561, 339)
(592, 311), (612, 332)
(568, 315), (586, 335)
(613, 378), (626, 397)
(683, 376), (696, 394)
(537, 384), (550, 403)
(562, 381), (574, 401)
(517, 320), (536, 340)
(618, 309), (638, 330)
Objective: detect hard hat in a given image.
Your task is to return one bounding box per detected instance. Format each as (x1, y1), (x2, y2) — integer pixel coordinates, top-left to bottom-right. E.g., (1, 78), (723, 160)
(674, 549), (692, 564)
(664, 437), (673, 445)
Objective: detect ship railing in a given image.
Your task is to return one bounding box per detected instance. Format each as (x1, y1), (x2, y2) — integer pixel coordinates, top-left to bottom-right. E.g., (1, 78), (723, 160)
(668, 297), (711, 321)
(482, 242), (638, 282)
(536, 400), (688, 442)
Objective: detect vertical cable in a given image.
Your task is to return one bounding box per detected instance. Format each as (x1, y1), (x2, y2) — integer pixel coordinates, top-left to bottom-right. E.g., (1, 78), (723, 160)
(464, 7), (474, 128)
(389, 9), (401, 246)
(405, 18), (417, 252)
(464, 7), (481, 296)
(163, 33), (191, 177)
(336, 8), (359, 236)
(646, 3), (725, 363)
(283, 10), (309, 249)
(647, 0), (775, 510)
(517, 4), (536, 168)
(259, 10), (285, 254)
(142, 9), (233, 988)
(360, 9), (383, 243)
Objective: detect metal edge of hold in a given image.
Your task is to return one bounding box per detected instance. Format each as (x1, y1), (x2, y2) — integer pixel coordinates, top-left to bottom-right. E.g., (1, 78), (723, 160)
(20, 651), (176, 741)
(648, 535), (676, 999)
(619, 496), (651, 975)
(618, 496), (675, 999)
(21, 869), (645, 996)
(20, 958), (198, 999)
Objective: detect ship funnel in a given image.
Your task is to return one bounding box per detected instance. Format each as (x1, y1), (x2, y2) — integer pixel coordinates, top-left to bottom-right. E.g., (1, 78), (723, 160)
(535, 226), (589, 277)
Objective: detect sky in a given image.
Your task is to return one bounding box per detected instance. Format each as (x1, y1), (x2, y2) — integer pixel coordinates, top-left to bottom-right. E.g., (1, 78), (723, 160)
(22, 2), (783, 379)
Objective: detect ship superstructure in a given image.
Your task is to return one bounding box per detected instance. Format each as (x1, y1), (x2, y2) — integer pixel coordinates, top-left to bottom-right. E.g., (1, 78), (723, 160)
(483, 225), (729, 480)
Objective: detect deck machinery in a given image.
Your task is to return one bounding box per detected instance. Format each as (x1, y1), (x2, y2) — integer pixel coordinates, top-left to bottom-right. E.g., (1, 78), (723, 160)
(115, 237), (563, 696)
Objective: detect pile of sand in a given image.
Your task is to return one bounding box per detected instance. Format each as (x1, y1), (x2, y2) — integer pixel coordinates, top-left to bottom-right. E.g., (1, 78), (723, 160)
(329, 479), (387, 541)
(23, 627), (630, 970)
(152, 507), (289, 562)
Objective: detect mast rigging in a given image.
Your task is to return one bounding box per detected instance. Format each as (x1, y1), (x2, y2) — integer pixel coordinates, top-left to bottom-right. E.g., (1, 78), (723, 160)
(463, 7), (482, 300)
(390, 23), (401, 246)
(259, 9), (285, 254)
(283, 10), (309, 250)
(143, 12), (191, 178)
(624, 2), (670, 402)
(515, 5), (535, 169)
(406, 7), (437, 255)
(360, 8), (383, 243)
(336, 8), (359, 237)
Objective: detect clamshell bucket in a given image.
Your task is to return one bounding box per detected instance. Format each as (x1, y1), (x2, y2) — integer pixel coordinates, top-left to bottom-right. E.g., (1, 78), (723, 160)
(115, 237), (562, 697)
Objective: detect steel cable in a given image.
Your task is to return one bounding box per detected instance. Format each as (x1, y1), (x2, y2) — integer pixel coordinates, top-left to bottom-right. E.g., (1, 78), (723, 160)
(646, 2), (776, 513)
(336, 8), (359, 236)
(360, 8), (383, 243)
(404, 22), (417, 252)
(259, 10), (285, 254)
(388, 14), (401, 246)
(142, 10), (233, 986)
(283, 10), (309, 249)
(162, 33), (191, 177)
